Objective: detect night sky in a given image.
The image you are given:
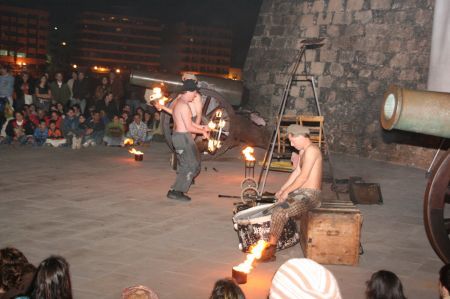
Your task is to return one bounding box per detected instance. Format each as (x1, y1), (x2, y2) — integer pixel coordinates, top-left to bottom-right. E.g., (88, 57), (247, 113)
(0, 0), (263, 67)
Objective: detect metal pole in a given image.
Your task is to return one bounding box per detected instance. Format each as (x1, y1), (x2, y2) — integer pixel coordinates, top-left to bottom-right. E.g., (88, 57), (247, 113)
(310, 78), (340, 200)
(257, 47), (307, 194)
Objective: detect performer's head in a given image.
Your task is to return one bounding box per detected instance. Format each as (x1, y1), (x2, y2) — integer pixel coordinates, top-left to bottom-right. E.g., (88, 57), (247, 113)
(179, 79), (199, 103)
(286, 124), (311, 150)
(182, 72), (198, 82)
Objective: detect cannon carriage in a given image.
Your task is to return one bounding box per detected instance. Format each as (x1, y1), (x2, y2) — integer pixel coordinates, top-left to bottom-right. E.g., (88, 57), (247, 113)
(130, 71), (269, 160)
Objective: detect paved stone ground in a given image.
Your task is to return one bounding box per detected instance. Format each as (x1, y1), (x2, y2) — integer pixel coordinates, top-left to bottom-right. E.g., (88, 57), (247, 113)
(0, 142), (443, 298)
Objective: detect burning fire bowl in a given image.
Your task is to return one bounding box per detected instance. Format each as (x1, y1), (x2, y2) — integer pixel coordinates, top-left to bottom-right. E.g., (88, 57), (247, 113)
(134, 154), (144, 161)
(232, 267), (247, 284)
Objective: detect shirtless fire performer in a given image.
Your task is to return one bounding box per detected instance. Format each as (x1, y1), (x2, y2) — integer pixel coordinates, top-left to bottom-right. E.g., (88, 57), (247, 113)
(261, 124), (323, 261)
(166, 80), (209, 201)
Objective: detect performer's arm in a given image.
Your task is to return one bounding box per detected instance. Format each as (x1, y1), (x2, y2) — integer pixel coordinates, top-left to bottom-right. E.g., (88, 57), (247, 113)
(193, 95), (203, 125)
(180, 105), (209, 137)
(154, 102), (173, 115)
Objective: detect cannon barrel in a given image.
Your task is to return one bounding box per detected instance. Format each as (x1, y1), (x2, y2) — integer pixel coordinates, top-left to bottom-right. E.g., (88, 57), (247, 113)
(380, 85), (450, 138)
(129, 70), (244, 106)
(381, 85), (450, 264)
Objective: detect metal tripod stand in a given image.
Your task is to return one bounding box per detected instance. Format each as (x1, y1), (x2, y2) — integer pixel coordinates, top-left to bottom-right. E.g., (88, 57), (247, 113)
(256, 38), (340, 200)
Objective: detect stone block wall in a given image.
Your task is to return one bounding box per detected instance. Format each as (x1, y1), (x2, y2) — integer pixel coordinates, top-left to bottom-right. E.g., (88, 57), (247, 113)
(244, 0), (441, 168)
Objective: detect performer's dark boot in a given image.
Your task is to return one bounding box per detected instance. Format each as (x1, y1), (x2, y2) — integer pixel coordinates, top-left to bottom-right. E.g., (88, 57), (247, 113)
(167, 190), (191, 201)
(259, 243), (277, 262)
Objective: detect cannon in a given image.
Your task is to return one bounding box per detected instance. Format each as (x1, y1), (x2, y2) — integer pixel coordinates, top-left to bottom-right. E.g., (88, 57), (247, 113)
(381, 85), (450, 263)
(130, 71), (269, 159)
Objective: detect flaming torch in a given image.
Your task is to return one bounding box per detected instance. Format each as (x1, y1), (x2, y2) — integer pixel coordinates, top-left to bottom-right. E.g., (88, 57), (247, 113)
(242, 146), (256, 178)
(129, 148), (144, 161)
(124, 138), (134, 146)
(145, 87), (169, 108)
(232, 240), (268, 284)
(206, 110), (226, 153)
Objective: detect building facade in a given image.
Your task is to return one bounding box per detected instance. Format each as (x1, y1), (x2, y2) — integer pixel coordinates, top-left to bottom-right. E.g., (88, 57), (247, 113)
(74, 11), (161, 74)
(162, 23), (233, 78)
(0, 5), (49, 73)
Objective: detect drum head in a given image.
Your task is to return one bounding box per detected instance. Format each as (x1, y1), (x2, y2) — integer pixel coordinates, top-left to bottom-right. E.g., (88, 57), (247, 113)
(232, 203), (273, 224)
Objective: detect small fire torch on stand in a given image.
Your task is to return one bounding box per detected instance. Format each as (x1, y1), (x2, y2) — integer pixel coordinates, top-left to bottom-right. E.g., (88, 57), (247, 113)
(129, 148), (144, 161)
(242, 146), (256, 179)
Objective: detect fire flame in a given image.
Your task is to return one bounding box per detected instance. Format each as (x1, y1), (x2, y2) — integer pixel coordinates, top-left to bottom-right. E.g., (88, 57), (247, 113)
(124, 138), (134, 146)
(233, 240), (268, 274)
(150, 87), (168, 105)
(242, 146), (255, 161)
(208, 121), (216, 130)
(129, 148), (144, 155)
(215, 110), (222, 118)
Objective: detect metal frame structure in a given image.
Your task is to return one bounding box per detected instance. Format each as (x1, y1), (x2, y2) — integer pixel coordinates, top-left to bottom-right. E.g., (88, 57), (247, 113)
(257, 38), (339, 200)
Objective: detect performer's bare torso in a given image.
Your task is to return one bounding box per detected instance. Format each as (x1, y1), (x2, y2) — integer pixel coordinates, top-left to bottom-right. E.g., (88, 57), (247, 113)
(173, 100), (192, 133)
(296, 145), (322, 190)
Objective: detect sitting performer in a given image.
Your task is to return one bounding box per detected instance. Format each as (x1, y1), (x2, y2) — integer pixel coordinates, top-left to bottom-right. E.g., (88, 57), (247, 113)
(261, 124), (323, 261)
(167, 80), (209, 201)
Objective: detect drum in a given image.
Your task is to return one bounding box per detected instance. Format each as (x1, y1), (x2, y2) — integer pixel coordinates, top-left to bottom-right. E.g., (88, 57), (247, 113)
(232, 203), (299, 252)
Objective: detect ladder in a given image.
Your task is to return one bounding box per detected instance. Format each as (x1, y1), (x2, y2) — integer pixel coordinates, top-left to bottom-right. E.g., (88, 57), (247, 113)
(256, 38), (340, 200)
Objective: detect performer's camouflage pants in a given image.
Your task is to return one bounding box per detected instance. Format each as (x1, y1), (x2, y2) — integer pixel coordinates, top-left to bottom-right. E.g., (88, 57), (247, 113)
(269, 188), (321, 243)
(171, 132), (201, 193)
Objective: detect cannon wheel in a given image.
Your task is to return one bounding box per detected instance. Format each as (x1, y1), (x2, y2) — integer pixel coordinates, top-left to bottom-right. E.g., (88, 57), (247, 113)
(160, 88), (236, 160)
(424, 151), (450, 263)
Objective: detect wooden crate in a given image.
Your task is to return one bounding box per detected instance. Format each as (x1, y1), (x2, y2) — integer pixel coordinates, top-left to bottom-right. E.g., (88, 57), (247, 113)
(300, 200), (362, 265)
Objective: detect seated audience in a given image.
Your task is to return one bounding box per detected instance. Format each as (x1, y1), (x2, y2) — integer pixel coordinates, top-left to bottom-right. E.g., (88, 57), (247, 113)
(33, 120), (48, 146)
(45, 111), (62, 129)
(83, 111), (104, 147)
(439, 264), (450, 299)
(62, 108), (79, 148)
(0, 247), (36, 299)
(104, 115), (125, 146)
(209, 278), (245, 299)
(127, 113), (150, 145)
(45, 120), (66, 147)
(96, 92), (119, 122)
(136, 107), (144, 121)
(22, 106), (39, 129)
(148, 111), (164, 141)
(31, 256), (72, 299)
(56, 102), (65, 117)
(35, 108), (47, 124)
(5, 111), (34, 145)
(366, 270), (406, 299)
(72, 104), (81, 118)
(269, 258), (342, 299)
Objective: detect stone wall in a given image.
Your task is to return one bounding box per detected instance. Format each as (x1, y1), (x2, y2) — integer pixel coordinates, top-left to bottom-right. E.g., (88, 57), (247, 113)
(243, 0), (442, 168)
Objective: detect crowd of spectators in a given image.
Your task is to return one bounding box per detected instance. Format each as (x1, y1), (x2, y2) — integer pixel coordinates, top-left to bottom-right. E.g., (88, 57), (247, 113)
(1, 245), (448, 299)
(0, 65), (163, 148)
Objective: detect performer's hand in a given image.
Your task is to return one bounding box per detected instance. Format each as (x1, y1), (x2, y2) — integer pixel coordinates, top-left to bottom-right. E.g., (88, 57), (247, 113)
(202, 129), (210, 140)
(275, 190), (288, 202)
(275, 190), (282, 198)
